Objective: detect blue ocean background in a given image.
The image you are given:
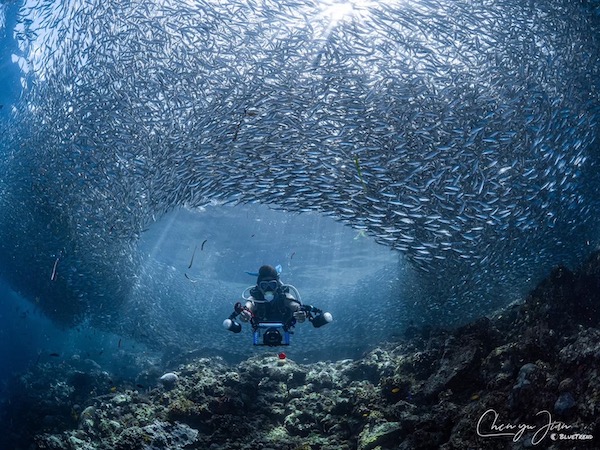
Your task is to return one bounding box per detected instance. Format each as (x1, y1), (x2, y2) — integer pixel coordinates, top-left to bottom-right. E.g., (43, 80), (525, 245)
(0, 1), (599, 444)
(0, 0), (408, 382)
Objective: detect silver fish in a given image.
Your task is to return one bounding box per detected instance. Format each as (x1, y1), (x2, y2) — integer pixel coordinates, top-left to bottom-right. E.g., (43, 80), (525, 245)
(0, 0), (598, 345)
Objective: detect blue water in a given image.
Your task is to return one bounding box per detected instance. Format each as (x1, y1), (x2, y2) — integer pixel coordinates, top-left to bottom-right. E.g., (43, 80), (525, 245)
(0, 0), (599, 418)
(0, 2), (19, 118)
(0, 0), (165, 386)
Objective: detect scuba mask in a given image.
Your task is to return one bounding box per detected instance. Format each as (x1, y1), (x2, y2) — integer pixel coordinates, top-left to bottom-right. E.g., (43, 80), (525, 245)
(259, 279), (278, 301)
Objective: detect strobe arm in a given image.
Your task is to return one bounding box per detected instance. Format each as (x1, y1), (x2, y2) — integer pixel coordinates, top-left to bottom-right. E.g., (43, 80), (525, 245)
(301, 305), (333, 328)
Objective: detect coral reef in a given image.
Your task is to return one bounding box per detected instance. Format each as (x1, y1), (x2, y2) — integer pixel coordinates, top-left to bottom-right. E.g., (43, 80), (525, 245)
(3, 252), (600, 449)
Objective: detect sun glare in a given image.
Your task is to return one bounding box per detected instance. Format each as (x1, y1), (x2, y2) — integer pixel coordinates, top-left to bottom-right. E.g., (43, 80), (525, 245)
(313, 0), (378, 42)
(324, 2), (355, 26)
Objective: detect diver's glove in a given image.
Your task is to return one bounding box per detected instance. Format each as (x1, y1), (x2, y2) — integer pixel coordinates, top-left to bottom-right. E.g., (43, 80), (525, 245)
(239, 309), (252, 322)
(233, 301), (252, 322)
(293, 311), (307, 323)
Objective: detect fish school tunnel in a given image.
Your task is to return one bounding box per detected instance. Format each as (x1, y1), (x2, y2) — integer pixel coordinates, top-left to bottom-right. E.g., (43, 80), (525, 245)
(0, 0), (599, 362)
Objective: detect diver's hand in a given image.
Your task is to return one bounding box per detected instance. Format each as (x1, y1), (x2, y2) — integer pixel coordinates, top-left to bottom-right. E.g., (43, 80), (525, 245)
(239, 309), (252, 322)
(293, 311), (306, 323)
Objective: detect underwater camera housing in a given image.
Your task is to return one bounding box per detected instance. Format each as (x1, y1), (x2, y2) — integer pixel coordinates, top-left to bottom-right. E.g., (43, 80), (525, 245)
(253, 322), (290, 346)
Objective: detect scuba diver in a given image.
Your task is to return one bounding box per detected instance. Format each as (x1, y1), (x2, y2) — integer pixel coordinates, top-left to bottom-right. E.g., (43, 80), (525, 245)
(223, 265), (333, 346)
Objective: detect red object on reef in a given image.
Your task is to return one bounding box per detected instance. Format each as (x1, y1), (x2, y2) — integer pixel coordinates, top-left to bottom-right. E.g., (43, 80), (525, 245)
(278, 352), (286, 360)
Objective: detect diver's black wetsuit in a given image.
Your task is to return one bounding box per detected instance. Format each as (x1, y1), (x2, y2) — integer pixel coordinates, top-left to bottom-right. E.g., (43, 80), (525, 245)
(249, 286), (298, 326)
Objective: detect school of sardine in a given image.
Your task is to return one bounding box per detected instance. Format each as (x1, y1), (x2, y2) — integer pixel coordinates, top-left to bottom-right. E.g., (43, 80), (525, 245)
(0, 0), (598, 335)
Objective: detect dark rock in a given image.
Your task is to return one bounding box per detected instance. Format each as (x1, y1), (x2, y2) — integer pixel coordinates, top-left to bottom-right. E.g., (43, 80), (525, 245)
(399, 349), (441, 381)
(480, 343), (522, 389)
(559, 328), (600, 366)
(558, 377), (574, 392)
(357, 421), (403, 450)
(554, 392), (576, 416)
(423, 336), (484, 400)
(509, 363), (547, 411)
